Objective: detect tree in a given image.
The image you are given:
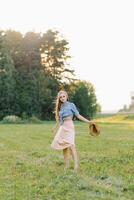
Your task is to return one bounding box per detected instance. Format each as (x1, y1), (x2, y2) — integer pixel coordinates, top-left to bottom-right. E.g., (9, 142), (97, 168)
(40, 30), (75, 82)
(96, 103), (101, 113)
(0, 53), (16, 119)
(0, 29), (100, 120)
(70, 80), (98, 118)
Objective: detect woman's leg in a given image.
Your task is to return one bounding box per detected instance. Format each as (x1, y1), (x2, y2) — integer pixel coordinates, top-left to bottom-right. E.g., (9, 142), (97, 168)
(69, 145), (78, 171)
(63, 147), (70, 169)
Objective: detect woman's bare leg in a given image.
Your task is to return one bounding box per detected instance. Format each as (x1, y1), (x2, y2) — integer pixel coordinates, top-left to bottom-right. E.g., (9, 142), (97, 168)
(69, 145), (78, 171)
(63, 148), (70, 169)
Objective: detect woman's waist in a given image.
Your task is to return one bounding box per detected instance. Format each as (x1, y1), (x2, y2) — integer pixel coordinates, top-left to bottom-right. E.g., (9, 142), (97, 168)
(63, 116), (73, 121)
(62, 118), (74, 129)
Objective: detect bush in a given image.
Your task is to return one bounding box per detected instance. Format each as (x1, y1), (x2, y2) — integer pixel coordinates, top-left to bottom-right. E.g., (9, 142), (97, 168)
(21, 112), (28, 120)
(2, 115), (22, 123)
(29, 115), (42, 123)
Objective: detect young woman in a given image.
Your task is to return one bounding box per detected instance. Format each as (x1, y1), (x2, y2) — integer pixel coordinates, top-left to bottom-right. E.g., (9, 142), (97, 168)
(51, 90), (94, 172)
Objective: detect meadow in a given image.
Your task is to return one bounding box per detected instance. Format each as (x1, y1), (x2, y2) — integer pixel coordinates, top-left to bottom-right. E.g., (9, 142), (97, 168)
(0, 115), (134, 200)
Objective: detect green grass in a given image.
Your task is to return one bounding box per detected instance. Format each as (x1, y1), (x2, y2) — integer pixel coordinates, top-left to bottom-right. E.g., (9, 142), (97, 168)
(0, 120), (134, 200)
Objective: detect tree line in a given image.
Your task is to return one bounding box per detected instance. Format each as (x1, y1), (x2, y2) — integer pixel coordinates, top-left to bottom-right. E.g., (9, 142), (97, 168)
(0, 29), (100, 120)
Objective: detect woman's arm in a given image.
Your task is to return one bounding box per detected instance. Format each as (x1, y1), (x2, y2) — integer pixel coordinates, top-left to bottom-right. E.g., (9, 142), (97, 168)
(71, 103), (94, 124)
(76, 114), (94, 124)
(51, 121), (60, 135)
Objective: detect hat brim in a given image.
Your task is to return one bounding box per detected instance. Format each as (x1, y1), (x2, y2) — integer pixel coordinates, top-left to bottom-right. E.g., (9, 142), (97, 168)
(89, 123), (100, 136)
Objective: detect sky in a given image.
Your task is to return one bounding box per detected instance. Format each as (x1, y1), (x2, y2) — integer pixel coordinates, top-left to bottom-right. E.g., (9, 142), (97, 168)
(0, 0), (134, 112)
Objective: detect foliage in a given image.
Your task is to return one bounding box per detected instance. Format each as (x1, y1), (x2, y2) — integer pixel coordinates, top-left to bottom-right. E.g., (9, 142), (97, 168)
(0, 52), (16, 119)
(40, 30), (75, 82)
(2, 115), (21, 123)
(70, 80), (99, 118)
(29, 115), (42, 123)
(0, 29), (98, 120)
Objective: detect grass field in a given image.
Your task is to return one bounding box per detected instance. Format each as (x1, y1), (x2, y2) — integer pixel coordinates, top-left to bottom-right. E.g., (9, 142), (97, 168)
(0, 117), (134, 200)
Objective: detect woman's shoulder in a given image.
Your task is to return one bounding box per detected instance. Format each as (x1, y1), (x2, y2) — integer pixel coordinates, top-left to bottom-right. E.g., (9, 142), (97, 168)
(67, 101), (75, 107)
(67, 101), (73, 104)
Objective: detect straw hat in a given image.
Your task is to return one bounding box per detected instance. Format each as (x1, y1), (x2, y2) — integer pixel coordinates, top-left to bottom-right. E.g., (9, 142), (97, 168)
(89, 122), (100, 136)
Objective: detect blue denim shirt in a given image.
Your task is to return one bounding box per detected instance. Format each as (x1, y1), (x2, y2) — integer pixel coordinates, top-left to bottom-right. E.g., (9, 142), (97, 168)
(59, 101), (79, 125)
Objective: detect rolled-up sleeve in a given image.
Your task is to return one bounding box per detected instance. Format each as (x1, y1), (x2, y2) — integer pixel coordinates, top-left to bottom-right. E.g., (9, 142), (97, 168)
(71, 103), (79, 116)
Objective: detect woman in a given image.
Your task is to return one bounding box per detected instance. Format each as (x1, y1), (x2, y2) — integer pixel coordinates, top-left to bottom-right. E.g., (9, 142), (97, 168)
(51, 90), (94, 172)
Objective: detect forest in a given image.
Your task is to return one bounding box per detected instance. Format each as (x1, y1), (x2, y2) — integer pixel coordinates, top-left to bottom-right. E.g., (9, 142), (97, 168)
(0, 29), (100, 120)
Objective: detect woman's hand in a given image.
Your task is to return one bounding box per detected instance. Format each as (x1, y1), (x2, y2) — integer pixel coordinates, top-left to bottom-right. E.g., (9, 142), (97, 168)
(51, 127), (56, 136)
(89, 120), (96, 125)
(51, 122), (59, 136)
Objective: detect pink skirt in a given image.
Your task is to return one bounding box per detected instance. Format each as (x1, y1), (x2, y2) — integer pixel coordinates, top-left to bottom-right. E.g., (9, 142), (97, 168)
(51, 120), (75, 150)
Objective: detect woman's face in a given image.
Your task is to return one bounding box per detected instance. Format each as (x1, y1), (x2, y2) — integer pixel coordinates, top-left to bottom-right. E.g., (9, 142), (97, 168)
(59, 92), (68, 103)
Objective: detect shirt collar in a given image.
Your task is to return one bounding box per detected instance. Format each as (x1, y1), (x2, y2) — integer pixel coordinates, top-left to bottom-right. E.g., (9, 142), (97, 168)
(61, 101), (68, 107)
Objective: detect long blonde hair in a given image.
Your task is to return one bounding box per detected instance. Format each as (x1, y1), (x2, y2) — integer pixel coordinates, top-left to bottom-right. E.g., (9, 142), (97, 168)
(54, 90), (68, 122)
